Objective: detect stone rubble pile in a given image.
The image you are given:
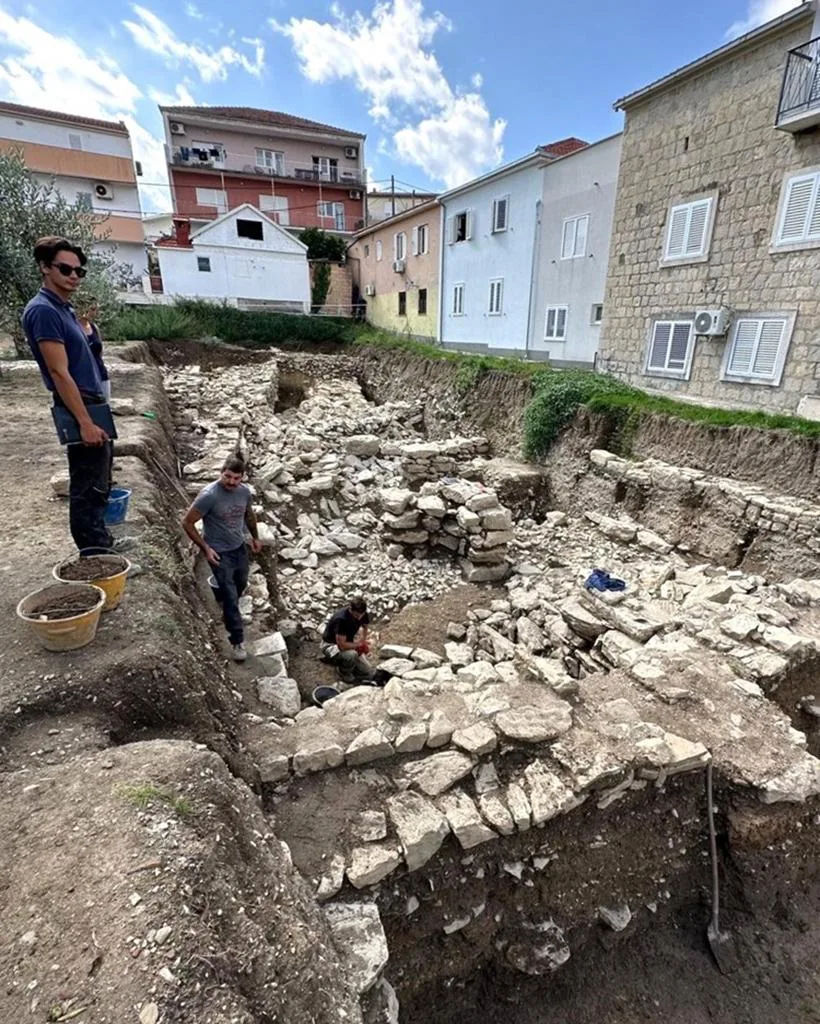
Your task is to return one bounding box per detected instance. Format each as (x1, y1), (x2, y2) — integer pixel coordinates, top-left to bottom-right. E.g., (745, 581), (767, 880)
(392, 436), (490, 485)
(379, 478), (512, 583)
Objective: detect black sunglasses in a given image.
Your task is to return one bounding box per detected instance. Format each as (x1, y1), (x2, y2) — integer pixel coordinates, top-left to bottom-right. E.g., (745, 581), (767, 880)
(53, 262), (87, 279)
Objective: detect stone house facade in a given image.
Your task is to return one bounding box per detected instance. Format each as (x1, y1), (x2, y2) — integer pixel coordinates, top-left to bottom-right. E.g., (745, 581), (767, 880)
(600, 4), (820, 417)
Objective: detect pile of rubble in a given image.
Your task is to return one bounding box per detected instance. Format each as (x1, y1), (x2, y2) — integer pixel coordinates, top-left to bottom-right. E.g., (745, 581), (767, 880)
(380, 478), (513, 582)
(394, 436), (489, 485)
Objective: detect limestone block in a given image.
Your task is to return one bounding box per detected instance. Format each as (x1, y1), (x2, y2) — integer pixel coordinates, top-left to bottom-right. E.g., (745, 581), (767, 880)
(456, 507), (481, 531)
(426, 709), (455, 748)
(515, 617), (546, 653)
(720, 613), (760, 641)
(257, 753), (290, 784)
(758, 757), (820, 803)
(460, 560), (510, 583)
(466, 492), (500, 512)
(310, 536), (343, 557)
(352, 810), (388, 841)
(383, 509), (421, 530)
(346, 727), (394, 766)
(293, 740), (345, 774)
(636, 529), (673, 555)
(324, 902), (388, 993)
(418, 495), (447, 517)
(250, 631), (287, 658)
(411, 647), (443, 669)
(438, 789), (497, 848)
(316, 852), (346, 901)
(380, 488), (414, 515)
(403, 750), (475, 796)
(560, 599), (608, 641)
(256, 676), (301, 717)
(523, 762), (576, 825)
(380, 644), (414, 660)
(346, 845), (402, 888)
(506, 919), (570, 976)
(345, 434), (381, 457)
(379, 658), (416, 677)
(387, 791), (450, 870)
(480, 509), (513, 532)
(496, 705), (572, 744)
(452, 722), (498, 756)
(327, 531), (364, 551)
(478, 791), (515, 835)
(456, 661), (500, 687)
(441, 480), (477, 505)
(395, 721), (428, 753)
(50, 471), (70, 497)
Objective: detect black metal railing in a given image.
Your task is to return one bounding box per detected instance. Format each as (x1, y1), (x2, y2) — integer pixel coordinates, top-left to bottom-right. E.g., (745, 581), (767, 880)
(777, 35), (820, 124)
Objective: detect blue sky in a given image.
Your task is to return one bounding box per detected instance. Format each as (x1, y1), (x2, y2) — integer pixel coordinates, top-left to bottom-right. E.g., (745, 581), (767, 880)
(0, 0), (801, 211)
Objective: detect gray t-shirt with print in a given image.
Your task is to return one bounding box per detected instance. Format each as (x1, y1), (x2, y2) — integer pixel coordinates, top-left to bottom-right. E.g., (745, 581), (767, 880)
(193, 481), (251, 553)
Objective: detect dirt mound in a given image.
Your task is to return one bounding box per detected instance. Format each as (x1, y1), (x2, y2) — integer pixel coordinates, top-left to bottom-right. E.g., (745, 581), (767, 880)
(58, 554), (129, 582)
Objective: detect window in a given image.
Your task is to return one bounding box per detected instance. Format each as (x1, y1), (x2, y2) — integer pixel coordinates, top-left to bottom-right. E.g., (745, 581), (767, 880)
(259, 195), (289, 225)
(364, 243), (370, 258)
(488, 278), (504, 315)
(383, 200), (393, 216)
(192, 140), (225, 167)
(68, 133), (83, 151)
(415, 223), (429, 255)
(376, 240), (383, 261)
(450, 210), (471, 243)
(197, 257), (211, 273)
(398, 291), (407, 316)
(591, 303), (604, 325)
(545, 305), (568, 341)
(662, 196), (715, 263)
(453, 283), (464, 315)
(722, 316), (794, 385)
(237, 219), (264, 240)
(196, 187), (227, 211)
(313, 156), (338, 181)
(256, 148), (284, 175)
(318, 201), (346, 230)
(645, 320), (694, 378)
(76, 191), (92, 211)
(492, 196), (509, 233)
(395, 231), (406, 261)
(561, 215), (589, 259)
(418, 288), (427, 315)
(774, 171), (820, 248)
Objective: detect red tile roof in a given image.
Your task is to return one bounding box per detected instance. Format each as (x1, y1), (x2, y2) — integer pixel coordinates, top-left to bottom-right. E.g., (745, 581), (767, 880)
(0, 100), (129, 135)
(540, 137), (588, 158)
(161, 105), (365, 139)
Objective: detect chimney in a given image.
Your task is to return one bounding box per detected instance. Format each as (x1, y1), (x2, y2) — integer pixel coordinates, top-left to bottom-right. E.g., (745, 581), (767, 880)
(173, 216), (191, 246)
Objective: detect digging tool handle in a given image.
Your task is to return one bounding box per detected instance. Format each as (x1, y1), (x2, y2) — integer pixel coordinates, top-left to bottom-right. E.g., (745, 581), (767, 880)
(706, 759), (720, 935)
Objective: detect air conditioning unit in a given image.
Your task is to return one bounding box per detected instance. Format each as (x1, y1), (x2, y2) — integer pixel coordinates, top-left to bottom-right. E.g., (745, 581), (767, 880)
(349, 189), (363, 200)
(364, 283), (375, 296)
(392, 259), (406, 273)
(170, 121), (186, 135)
(694, 308), (732, 336)
(94, 183), (114, 201)
(344, 146), (359, 159)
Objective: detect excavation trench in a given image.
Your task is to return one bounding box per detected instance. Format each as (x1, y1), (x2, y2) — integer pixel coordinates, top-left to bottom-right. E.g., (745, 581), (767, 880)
(2, 343), (819, 1024)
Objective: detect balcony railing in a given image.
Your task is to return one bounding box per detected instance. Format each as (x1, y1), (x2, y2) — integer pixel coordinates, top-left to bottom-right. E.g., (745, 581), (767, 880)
(777, 36), (820, 131)
(171, 147), (366, 186)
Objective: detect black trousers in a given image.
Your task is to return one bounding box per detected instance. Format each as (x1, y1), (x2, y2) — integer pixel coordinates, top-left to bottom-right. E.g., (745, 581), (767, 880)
(66, 441), (114, 552)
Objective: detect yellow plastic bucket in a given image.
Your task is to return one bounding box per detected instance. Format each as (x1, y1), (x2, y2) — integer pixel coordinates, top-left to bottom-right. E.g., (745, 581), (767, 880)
(17, 583), (106, 652)
(52, 553), (131, 612)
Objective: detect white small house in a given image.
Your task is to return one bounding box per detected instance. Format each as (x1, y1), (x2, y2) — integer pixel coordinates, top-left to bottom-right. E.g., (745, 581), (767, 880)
(155, 204), (310, 309)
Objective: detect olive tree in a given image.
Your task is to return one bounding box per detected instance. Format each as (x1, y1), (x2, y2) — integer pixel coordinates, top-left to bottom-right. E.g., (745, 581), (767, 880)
(0, 148), (124, 357)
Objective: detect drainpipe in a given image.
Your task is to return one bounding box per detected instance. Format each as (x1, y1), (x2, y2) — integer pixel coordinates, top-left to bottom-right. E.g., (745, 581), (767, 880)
(436, 201), (446, 346)
(524, 198), (543, 359)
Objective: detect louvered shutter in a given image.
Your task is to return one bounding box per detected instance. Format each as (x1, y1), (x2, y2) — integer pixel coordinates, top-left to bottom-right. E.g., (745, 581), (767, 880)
(808, 183), (820, 239)
(779, 176), (815, 242)
(728, 320), (758, 375)
(649, 322), (671, 369)
(446, 217), (455, 244)
(412, 227), (419, 255)
(561, 220), (573, 259)
(752, 320), (785, 378)
(465, 210), (474, 240)
(685, 200), (710, 255)
(666, 208), (689, 258)
(667, 323), (691, 370)
(575, 216), (588, 257)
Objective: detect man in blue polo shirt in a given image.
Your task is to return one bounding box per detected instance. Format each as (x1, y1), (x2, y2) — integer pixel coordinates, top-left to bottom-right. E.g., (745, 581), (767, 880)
(21, 236), (124, 553)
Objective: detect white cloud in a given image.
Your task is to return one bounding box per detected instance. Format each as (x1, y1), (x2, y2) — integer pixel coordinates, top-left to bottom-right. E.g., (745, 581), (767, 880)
(149, 81), (197, 106)
(725, 0), (802, 38)
(273, 0), (505, 188)
(123, 5), (264, 82)
(184, 2), (204, 19)
(0, 9), (169, 212)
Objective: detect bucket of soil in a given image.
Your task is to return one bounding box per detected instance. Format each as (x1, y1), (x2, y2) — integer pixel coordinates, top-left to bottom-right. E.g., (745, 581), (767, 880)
(17, 583), (106, 652)
(52, 552), (131, 612)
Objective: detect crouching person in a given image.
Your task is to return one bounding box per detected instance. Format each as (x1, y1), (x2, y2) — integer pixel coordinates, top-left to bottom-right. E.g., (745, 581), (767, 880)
(320, 597), (375, 684)
(182, 453), (261, 662)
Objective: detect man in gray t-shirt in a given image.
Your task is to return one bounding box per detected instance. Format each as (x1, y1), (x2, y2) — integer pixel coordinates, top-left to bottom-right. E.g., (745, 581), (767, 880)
(182, 453), (261, 662)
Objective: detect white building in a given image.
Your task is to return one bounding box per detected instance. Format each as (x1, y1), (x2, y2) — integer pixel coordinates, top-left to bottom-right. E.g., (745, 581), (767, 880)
(155, 204), (310, 310)
(530, 134), (622, 367)
(438, 137), (620, 366)
(0, 101), (147, 280)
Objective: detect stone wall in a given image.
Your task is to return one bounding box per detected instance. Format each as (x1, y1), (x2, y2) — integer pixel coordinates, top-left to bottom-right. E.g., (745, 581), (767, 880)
(391, 436), (490, 484)
(601, 12), (820, 414)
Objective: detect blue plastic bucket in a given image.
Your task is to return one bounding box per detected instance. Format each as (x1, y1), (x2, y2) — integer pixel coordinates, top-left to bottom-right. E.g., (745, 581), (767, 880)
(104, 487), (132, 525)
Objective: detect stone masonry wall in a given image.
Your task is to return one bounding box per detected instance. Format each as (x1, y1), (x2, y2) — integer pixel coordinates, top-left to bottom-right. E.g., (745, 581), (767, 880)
(601, 13), (820, 414)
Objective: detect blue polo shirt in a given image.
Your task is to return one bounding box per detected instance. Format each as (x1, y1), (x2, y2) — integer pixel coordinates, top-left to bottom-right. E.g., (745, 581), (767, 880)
(21, 288), (103, 397)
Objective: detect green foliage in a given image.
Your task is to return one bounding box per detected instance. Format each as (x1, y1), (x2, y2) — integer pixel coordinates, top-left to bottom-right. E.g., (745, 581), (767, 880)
(311, 261), (332, 312)
(108, 299), (353, 347)
(118, 782), (193, 816)
(299, 226), (347, 261)
(0, 148), (129, 350)
(454, 360), (486, 395)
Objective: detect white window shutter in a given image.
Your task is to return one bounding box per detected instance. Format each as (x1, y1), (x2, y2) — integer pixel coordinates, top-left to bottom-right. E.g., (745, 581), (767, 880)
(685, 200), (710, 255)
(575, 216), (588, 256)
(556, 308), (567, 338)
(393, 233), (397, 259)
(446, 217), (455, 244)
(465, 210), (473, 240)
(780, 177), (814, 241)
(753, 320), (785, 377)
(412, 227), (419, 255)
(808, 182), (820, 238)
(666, 207), (689, 258)
(649, 322), (671, 368)
(728, 320), (757, 375)
(546, 308), (556, 338)
(668, 323), (691, 369)
(561, 220), (572, 259)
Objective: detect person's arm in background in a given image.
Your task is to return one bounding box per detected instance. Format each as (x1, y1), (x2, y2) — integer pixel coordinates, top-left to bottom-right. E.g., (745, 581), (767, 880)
(182, 502), (221, 565)
(39, 341), (107, 446)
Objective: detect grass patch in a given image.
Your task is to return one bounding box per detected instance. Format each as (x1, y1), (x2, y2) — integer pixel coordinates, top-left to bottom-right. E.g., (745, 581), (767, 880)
(119, 782), (194, 816)
(108, 299), (353, 348)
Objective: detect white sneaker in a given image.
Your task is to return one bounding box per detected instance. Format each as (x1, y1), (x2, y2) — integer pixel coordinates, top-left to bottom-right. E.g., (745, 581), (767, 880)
(112, 536), (139, 553)
(232, 643), (247, 663)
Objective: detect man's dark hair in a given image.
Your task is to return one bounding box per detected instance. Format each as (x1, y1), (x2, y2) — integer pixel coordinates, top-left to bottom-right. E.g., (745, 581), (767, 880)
(349, 596), (367, 614)
(33, 236), (87, 268)
(222, 452), (246, 474)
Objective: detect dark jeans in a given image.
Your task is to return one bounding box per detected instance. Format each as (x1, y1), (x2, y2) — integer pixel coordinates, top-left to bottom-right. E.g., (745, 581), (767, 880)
(211, 544), (249, 645)
(67, 441), (114, 552)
